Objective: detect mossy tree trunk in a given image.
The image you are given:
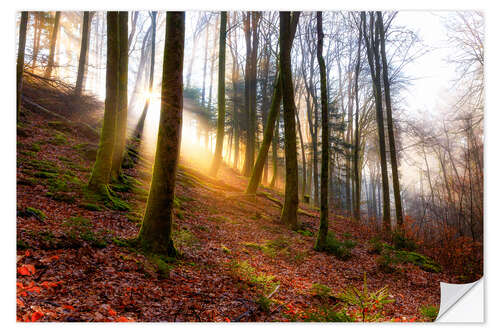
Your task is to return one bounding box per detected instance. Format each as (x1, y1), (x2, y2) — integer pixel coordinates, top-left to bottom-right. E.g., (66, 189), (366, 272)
(315, 11), (330, 250)
(209, 12), (227, 177)
(279, 11), (300, 230)
(17, 11), (28, 120)
(137, 12), (185, 256)
(246, 72), (282, 194)
(111, 12), (129, 180)
(377, 11), (404, 230)
(45, 11), (60, 78)
(88, 12), (119, 192)
(75, 12), (92, 96)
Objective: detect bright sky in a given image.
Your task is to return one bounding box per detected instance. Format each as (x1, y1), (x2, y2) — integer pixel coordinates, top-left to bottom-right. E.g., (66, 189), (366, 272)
(393, 11), (458, 117)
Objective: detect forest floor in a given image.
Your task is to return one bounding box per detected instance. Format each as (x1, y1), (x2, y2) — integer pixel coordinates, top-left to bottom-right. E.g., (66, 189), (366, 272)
(16, 100), (454, 322)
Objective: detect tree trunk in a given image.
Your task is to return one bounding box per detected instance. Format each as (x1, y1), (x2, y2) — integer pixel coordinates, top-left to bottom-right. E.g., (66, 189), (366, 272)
(353, 22), (362, 222)
(270, 117), (279, 188)
(17, 12), (28, 119)
(210, 12), (227, 177)
(315, 12), (330, 250)
(295, 97), (307, 201)
(88, 12), (120, 192)
(111, 12), (129, 180)
(128, 26), (152, 111)
(32, 13), (40, 69)
(137, 12), (185, 256)
(135, 11), (157, 139)
(45, 11), (60, 78)
(201, 18), (210, 107)
(279, 11), (300, 230)
(361, 12), (391, 235)
(242, 13), (255, 177)
(377, 11), (403, 230)
(247, 73), (282, 194)
(75, 12), (92, 95)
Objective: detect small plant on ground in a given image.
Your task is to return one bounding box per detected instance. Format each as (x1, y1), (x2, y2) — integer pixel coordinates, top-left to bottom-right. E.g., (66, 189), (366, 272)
(256, 295), (274, 313)
(376, 244), (441, 273)
(296, 229), (314, 237)
(337, 273), (394, 322)
(18, 207), (46, 222)
(229, 260), (277, 294)
(392, 230), (417, 251)
(368, 237), (384, 254)
(283, 304), (352, 322)
(310, 283), (332, 300)
(315, 231), (355, 260)
(173, 228), (199, 250)
(420, 304), (439, 321)
(63, 216), (107, 248)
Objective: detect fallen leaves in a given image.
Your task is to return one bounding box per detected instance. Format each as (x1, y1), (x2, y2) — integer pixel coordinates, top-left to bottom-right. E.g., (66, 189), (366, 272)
(16, 109), (450, 322)
(17, 264), (35, 276)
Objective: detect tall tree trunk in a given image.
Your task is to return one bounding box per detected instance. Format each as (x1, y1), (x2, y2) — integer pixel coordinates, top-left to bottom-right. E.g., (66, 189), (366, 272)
(247, 73), (282, 194)
(88, 12), (120, 192)
(279, 11), (300, 230)
(135, 11), (157, 139)
(231, 56), (240, 170)
(248, 12), (260, 172)
(128, 26), (152, 111)
(185, 14), (200, 89)
(242, 13), (254, 176)
(315, 12), (329, 249)
(377, 11), (403, 230)
(111, 12), (129, 179)
(295, 99), (307, 201)
(270, 117), (279, 188)
(207, 15), (219, 112)
(361, 12), (391, 235)
(201, 18), (210, 106)
(353, 22), (362, 222)
(32, 13), (40, 69)
(17, 11), (29, 119)
(75, 12), (91, 95)
(137, 12), (185, 256)
(210, 12), (227, 177)
(45, 11), (60, 78)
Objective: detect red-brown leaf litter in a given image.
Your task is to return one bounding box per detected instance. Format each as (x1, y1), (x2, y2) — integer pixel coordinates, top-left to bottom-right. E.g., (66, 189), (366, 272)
(16, 106), (456, 322)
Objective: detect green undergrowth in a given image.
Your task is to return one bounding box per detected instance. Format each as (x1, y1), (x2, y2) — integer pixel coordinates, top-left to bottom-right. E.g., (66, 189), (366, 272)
(48, 121), (72, 133)
(242, 236), (290, 258)
(18, 206), (46, 222)
(376, 244), (441, 273)
(62, 216), (108, 248)
(315, 231), (356, 260)
(391, 230), (418, 251)
(284, 305), (353, 322)
(229, 260), (278, 295)
(310, 283), (332, 300)
(73, 142), (98, 161)
(419, 304), (439, 321)
(83, 184), (130, 211)
(173, 228), (199, 250)
(111, 237), (179, 279)
(51, 131), (68, 145)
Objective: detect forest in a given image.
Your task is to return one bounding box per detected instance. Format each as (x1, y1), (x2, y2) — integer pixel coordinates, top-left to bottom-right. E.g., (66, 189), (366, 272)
(16, 10), (483, 322)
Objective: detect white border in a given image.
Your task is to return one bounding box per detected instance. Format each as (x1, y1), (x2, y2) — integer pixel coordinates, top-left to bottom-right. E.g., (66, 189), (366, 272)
(2, 0), (498, 332)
